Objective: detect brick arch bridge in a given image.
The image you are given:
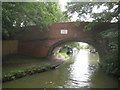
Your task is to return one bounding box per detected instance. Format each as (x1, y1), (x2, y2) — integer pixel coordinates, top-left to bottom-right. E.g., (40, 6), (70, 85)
(47, 37), (101, 57)
(16, 22), (115, 61)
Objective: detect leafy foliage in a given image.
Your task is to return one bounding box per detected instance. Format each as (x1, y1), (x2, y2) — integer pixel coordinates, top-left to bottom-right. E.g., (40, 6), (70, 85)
(2, 2), (70, 40)
(64, 42), (80, 49)
(100, 27), (119, 77)
(102, 50), (120, 77)
(56, 53), (70, 59)
(65, 2), (119, 22)
(58, 42), (80, 58)
(84, 22), (102, 31)
(65, 2), (119, 77)
(101, 28), (118, 38)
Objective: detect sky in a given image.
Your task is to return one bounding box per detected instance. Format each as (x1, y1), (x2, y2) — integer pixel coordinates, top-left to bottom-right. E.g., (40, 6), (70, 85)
(58, 0), (95, 21)
(35, 0), (118, 22)
(58, 0), (79, 21)
(58, 0), (70, 11)
(58, 0), (80, 21)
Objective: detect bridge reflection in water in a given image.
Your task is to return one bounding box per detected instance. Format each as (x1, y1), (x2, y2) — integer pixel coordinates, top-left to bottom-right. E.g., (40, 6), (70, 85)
(3, 50), (118, 88)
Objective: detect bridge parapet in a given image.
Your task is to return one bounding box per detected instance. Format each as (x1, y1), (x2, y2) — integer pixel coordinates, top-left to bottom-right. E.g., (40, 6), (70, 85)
(16, 22), (113, 41)
(16, 22), (116, 59)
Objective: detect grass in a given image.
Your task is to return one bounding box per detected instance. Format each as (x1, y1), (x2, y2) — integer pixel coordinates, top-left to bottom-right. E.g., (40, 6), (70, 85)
(2, 54), (54, 76)
(2, 64), (53, 76)
(2, 54), (65, 82)
(2, 54), (66, 80)
(56, 53), (70, 58)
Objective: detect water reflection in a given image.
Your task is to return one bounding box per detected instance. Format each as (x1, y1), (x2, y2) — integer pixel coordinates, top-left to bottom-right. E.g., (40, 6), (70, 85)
(66, 50), (90, 88)
(3, 49), (118, 88)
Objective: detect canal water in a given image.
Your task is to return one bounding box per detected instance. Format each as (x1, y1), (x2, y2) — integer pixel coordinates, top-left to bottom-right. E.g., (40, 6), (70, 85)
(2, 50), (118, 88)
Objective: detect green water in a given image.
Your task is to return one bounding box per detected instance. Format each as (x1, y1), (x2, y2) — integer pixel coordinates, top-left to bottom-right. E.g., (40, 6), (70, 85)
(2, 50), (118, 88)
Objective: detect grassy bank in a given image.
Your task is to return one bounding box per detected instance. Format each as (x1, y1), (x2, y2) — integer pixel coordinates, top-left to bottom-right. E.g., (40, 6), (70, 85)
(2, 63), (64, 83)
(2, 54), (65, 82)
(3, 64), (53, 76)
(56, 53), (70, 58)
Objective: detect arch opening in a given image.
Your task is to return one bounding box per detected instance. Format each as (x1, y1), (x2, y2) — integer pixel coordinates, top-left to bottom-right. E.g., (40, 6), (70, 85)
(47, 38), (100, 63)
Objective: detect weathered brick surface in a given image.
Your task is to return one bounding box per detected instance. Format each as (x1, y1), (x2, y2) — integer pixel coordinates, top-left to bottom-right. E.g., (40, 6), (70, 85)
(17, 22), (114, 58)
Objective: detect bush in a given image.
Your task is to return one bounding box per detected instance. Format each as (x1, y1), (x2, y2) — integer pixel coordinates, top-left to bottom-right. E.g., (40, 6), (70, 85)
(102, 49), (120, 77)
(56, 53), (70, 59)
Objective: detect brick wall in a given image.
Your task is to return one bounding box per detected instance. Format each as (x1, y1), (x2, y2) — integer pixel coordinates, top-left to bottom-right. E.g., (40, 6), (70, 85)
(16, 22), (113, 58)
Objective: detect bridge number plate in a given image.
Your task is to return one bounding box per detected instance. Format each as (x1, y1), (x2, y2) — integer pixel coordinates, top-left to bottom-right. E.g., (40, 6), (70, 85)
(60, 29), (68, 34)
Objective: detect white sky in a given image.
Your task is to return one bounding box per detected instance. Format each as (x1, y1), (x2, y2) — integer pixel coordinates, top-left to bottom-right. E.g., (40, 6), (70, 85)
(35, 0), (118, 22)
(58, 0), (70, 11)
(58, 0), (79, 21)
(58, 0), (95, 21)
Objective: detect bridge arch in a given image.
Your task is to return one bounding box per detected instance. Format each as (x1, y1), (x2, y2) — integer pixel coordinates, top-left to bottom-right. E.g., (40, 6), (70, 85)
(16, 22), (113, 61)
(47, 37), (103, 61)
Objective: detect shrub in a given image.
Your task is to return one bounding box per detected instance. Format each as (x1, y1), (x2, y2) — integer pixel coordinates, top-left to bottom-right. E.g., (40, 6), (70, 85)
(102, 49), (120, 77)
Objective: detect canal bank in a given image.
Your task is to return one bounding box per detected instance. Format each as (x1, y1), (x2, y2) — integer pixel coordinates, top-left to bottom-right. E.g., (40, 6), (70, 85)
(2, 55), (67, 83)
(2, 50), (118, 88)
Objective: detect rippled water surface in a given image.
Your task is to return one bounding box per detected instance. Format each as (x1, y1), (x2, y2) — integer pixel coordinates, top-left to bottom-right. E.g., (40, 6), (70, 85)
(3, 50), (118, 88)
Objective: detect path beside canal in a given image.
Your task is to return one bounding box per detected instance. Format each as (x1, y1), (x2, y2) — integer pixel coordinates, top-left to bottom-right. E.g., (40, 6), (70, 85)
(3, 55), (66, 71)
(2, 55), (67, 82)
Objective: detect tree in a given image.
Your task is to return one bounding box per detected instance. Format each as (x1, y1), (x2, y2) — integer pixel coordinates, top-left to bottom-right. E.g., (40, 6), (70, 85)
(59, 42), (80, 52)
(65, 1), (119, 77)
(65, 2), (119, 22)
(64, 42), (80, 49)
(2, 2), (70, 40)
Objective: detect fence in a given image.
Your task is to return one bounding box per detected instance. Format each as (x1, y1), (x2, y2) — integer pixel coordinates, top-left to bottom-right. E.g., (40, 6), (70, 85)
(2, 40), (18, 56)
